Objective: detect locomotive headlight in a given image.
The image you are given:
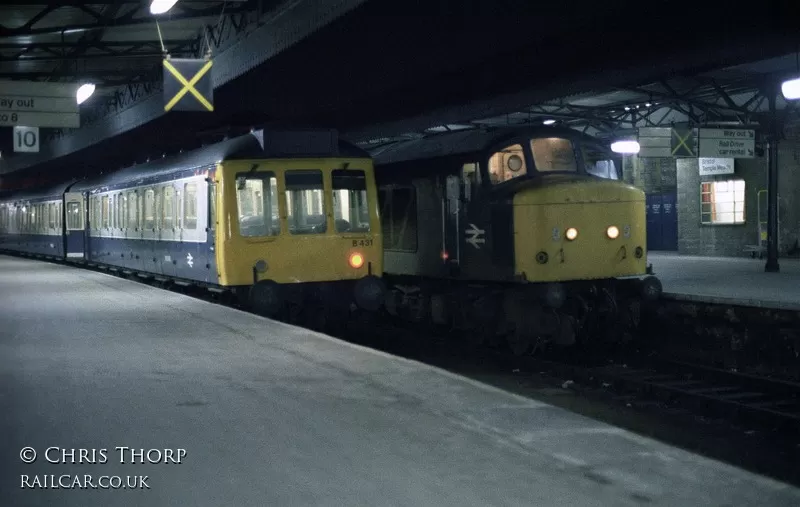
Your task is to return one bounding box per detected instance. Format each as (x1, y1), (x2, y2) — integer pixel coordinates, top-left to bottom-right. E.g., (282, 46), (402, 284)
(349, 252), (365, 269)
(565, 227), (578, 241)
(254, 259), (268, 273)
(606, 225), (620, 239)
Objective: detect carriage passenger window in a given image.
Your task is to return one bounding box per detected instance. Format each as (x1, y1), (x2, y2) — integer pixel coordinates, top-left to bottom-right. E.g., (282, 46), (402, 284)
(183, 183), (197, 230)
(332, 170), (370, 233)
(162, 186), (175, 229)
(236, 172), (278, 237)
(488, 144), (526, 184)
(144, 189), (155, 230)
(285, 170), (325, 235)
(95, 198), (101, 230)
(101, 196), (110, 228)
(154, 188), (162, 230)
(48, 203), (55, 229)
(56, 202), (61, 230)
(127, 191), (138, 229)
(113, 194), (119, 228)
(66, 202), (82, 230)
(530, 138), (577, 173)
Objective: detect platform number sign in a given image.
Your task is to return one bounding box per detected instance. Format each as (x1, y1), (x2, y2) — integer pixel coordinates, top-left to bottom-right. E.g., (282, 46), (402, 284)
(12, 126), (40, 153)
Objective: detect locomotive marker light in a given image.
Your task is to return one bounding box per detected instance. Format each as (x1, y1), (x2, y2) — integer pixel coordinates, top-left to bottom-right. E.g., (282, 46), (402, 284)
(610, 140), (640, 154)
(542, 119), (556, 125)
(606, 225), (620, 239)
(565, 227), (578, 241)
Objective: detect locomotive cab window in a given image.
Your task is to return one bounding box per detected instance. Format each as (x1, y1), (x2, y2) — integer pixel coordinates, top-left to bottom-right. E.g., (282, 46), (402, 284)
(582, 146), (620, 180)
(236, 172), (278, 237)
(488, 144), (526, 184)
(332, 169), (370, 233)
(530, 138), (578, 173)
(285, 170), (325, 235)
(701, 180), (745, 224)
(461, 162), (478, 199)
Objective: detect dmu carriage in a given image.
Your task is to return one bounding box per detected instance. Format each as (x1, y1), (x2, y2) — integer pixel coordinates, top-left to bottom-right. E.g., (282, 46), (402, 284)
(0, 130), (385, 319)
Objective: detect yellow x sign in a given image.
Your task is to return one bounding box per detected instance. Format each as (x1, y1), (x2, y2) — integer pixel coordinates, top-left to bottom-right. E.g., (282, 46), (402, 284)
(671, 129), (694, 156)
(163, 59), (214, 112)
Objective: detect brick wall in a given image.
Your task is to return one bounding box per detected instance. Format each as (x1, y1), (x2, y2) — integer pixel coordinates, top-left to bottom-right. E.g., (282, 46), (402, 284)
(675, 157), (763, 256)
(623, 133), (800, 257)
(623, 156), (677, 194)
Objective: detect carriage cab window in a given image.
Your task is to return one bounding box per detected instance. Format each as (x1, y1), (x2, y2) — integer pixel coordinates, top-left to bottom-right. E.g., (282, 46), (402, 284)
(332, 169), (370, 233)
(236, 172), (278, 237)
(530, 138), (577, 173)
(488, 144), (526, 184)
(285, 170), (325, 235)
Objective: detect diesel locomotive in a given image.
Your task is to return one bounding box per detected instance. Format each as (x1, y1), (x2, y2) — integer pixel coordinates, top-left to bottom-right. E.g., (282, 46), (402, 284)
(371, 126), (662, 354)
(0, 130), (386, 320)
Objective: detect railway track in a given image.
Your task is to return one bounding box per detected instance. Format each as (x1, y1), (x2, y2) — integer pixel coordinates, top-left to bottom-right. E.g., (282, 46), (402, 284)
(468, 346), (800, 435)
(573, 357), (800, 432)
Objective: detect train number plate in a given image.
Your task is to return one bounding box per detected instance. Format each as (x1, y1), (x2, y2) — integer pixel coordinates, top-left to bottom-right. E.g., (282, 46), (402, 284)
(352, 239), (373, 247)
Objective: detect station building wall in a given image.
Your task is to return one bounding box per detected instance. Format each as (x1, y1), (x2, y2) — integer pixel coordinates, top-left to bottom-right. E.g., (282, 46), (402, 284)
(621, 129), (800, 257)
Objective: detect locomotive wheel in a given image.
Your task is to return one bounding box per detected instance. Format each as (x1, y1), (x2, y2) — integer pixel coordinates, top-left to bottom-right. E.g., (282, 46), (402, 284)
(249, 280), (283, 318)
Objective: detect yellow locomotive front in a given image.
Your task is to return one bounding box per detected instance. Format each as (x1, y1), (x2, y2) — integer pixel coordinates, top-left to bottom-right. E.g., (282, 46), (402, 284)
(479, 134), (662, 351)
(512, 175), (648, 282)
(214, 153), (385, 319)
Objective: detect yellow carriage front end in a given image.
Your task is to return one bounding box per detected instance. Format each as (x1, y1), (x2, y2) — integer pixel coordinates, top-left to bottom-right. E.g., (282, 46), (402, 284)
(214, 149), (385, 318)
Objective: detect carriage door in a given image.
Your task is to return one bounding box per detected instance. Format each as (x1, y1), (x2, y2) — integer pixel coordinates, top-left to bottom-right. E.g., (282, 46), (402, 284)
(63, 192), (85, 259)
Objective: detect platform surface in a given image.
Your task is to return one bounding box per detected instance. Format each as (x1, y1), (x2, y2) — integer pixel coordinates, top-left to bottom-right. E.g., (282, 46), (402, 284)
(649, 252), (800, 310)
(2, 254), (800, 507)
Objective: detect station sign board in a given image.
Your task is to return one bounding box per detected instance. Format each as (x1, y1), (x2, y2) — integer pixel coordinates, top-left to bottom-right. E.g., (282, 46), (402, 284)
(699, 157), (734, 176)
(0, 80), (80, 128)
(637, 127), (672, 158)
(698, 129), (755, 158)
(637, 127), (697, 158)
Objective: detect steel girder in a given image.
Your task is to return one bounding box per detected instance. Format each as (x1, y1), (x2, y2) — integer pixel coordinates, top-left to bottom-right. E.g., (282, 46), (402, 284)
(0, 0), (368, 175)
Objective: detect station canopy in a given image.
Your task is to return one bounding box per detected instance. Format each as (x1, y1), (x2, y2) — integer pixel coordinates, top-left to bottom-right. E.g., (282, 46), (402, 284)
(357, 52), (800, 150)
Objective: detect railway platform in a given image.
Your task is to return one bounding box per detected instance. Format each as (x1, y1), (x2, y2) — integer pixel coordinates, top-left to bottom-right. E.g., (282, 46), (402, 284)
(649, 252), (800, 311)
(2, 254), (800, 506)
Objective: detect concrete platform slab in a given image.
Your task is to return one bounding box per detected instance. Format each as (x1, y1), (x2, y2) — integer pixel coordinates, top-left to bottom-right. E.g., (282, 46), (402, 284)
(2, 255), (799, 506)
(650, 252), (800, 310)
